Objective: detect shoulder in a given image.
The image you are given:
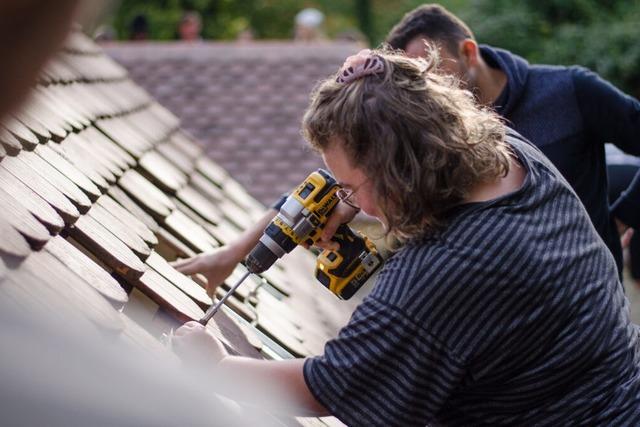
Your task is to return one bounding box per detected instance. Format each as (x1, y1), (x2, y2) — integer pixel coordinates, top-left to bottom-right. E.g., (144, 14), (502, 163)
(568, 65), (603, 86)
(529, 65), (618, 100)
(526, 63), (576, 89)
(568, 65), (630, 105)
(371, 227), (522, 311)
(370, 239), (461, 304)
(525, 61), (572, 76)
(506, 129), (564, 176)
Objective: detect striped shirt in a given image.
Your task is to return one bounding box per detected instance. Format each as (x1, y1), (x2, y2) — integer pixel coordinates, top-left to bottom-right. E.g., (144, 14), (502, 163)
(304, 135), (640, 426)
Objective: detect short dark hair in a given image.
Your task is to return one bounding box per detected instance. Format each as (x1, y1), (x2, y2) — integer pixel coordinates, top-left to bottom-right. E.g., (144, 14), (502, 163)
(386, 4), (474, 54)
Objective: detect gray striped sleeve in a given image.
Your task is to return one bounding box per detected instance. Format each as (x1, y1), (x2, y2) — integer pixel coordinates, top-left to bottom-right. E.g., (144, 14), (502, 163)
(303, 295), (466, 426)
(303, 136), (640, 425)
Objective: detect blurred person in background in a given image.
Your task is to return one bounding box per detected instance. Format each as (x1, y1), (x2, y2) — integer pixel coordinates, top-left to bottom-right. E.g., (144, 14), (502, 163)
(93, 23), (116, 42)
(294, 8), (325, 41)
(178, 10), (202, 42)
(128, 13), (149, 41)
(387, 4), (640, 281)
(236, 27), (255, 43)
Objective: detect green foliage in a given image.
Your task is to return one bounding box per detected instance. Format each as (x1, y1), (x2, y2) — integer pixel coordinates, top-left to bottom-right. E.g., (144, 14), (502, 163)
(112, 0), (357, 41)
(113, 0), (183, 40)
(458, 1), (542, 56)
(110, 0), (640, 95)
(460, 0), (640, 96)
(540, 19), (640, 97)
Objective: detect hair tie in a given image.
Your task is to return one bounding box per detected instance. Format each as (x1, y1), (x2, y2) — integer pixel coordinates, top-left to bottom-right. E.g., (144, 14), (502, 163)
(336, 49), (384, 84)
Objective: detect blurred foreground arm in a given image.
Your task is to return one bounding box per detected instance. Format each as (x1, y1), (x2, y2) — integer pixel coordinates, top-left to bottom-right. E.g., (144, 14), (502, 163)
(173, 321), (329, 417)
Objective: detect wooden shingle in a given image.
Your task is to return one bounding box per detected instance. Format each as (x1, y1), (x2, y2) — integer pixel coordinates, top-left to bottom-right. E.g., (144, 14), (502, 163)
(87, 203), (151, 260)
(84, 126), (136, 170)
(44, 236), (128, 305)
(69, 213), (146, 283)
(42, 85), (92, 129)
(17, 149), (92, 213)
(7, 250), (124, 333)
(136, 268), (204, 323)
(164, 210), (219, 253)
(0, 169), (65, 234)
(118, 170), (176, 221)
(35, 87), (87, 132)
(0, 187), (51, 249)
(52, 133), (117, 186)
(21, 95), (69, 141)
(97, 195), (158, 246)
(145, 251), (210, 308)
(2, 117), (39, 150)
(13, 109), (52, 142)
(175, 185), (223, 225)
(0, 216), (31, 259)
(107, 185), (159, 232)
(139, 150), (187, 194)
(1, 155), (80, 224)
(0, 125), (24, 155)
(34, 143), (103, 201)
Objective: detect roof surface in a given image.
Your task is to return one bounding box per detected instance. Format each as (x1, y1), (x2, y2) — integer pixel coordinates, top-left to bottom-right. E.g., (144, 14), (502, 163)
(0, 32), (353, 426)
(105, 41), (361, 205)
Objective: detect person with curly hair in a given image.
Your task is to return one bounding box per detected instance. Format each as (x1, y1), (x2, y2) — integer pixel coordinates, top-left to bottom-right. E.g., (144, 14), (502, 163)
(174, 49), (640, 426)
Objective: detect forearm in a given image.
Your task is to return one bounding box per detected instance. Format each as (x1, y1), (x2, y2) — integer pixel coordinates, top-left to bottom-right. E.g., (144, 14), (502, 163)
(217, 356), (329, 417)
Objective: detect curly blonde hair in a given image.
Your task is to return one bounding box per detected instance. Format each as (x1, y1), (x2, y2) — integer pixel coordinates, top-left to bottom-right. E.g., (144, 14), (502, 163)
(302, 47), (511, 241)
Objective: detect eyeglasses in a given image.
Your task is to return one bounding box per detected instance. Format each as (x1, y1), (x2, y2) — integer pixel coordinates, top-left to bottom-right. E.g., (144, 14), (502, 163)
(336, 179), (367, 211)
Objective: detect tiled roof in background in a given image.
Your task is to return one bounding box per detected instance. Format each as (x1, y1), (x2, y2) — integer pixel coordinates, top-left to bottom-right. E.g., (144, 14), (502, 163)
(0, 32), (353, 426)
(105, 41), (361, 205)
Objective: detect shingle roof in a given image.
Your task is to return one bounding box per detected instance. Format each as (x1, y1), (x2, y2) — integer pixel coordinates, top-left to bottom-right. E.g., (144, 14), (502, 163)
(105, 41), (361, 206)
(0, 32), (354, 426)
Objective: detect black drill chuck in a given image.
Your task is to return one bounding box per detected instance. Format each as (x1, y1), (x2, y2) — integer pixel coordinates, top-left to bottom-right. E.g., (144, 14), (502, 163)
(245, 241), (278, 274)
(246, 222), (299, 274)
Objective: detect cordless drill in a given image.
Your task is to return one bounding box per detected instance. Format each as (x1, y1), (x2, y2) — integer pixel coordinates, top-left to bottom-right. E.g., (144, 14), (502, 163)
(199, 169), (383, 324)
(246, 169), (383, 299)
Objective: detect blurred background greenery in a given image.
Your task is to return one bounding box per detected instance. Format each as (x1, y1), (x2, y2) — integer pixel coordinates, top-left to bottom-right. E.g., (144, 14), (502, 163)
(101, 0), (640, 96)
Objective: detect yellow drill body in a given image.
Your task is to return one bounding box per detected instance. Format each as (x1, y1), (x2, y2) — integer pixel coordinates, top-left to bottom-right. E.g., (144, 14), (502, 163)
(246, 169), (383, 299)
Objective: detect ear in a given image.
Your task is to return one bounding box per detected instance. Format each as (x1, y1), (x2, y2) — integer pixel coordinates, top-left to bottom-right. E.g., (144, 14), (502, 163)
(458, 39), (480, 67)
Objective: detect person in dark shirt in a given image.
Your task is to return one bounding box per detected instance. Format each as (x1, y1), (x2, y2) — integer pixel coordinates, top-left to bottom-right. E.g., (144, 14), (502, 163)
(174, 48), (640, 425)
(386, 3), (640, 278)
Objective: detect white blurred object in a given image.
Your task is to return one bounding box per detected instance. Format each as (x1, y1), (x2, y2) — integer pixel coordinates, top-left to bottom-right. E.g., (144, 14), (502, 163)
(294, 8), (325, 41)
(295, 8), (324, 28)
(0, 288), (301, 426)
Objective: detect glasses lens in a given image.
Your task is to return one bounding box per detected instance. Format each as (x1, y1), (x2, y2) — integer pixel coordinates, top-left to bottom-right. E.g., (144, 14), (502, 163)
(336, 188), (349, 200)
(337, 188), (359, 209)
